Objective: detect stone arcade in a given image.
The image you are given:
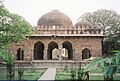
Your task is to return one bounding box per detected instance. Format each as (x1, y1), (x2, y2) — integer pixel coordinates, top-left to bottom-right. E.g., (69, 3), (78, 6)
(9, 10), (104, 68)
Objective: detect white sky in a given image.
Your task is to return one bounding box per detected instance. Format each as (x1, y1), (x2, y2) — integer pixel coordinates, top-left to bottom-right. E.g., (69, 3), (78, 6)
(3, 0), (120, 26)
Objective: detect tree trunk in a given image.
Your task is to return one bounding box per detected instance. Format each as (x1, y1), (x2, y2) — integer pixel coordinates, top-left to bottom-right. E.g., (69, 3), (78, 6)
(6, 64), (14, 80)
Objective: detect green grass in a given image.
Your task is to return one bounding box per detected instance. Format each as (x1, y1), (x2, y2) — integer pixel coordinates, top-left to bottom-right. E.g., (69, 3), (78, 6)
(55, 69), (120, 80)
(0, 68), (46, 80)
(90, 75), (104, 80)
(0, 68), (6, 80)
(90, 75), (120, 80)
(56, 72), (120, 80)
(23, 69), (45, 80)
(55, 69), (79, 80)
(55, 73), (72, 80)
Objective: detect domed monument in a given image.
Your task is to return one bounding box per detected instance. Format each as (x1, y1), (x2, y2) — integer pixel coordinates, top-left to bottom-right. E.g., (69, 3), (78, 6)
(9, 10), (104, 68)
(37, 10), (73, 28)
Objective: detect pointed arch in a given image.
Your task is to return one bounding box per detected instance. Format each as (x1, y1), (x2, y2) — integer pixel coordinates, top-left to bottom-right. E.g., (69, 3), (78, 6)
(82, 48), (91, 60)
(47, 41), (58, 60)
(34, 42), (44, 60)
(62, 41), (73, 60)
(17, 48), (24, 60)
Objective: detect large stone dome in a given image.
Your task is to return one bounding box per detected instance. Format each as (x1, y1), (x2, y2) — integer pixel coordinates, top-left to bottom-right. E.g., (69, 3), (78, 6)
(37, 10), (73, 28)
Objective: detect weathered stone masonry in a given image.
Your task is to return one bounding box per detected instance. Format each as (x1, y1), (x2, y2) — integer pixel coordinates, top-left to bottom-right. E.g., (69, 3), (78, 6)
(9, 10), (104, 62)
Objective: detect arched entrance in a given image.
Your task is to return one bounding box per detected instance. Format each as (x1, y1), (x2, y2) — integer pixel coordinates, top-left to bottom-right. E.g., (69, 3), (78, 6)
(82, 48), (91, 60)
(47, 41), (58, 60)
(34, 42), (44, 60)
(17, 48), (24, 60)
(62, 41), (73, 60)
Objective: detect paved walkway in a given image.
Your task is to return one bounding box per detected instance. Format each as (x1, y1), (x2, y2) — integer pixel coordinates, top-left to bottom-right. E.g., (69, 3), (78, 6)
(38, 67), (56, 80)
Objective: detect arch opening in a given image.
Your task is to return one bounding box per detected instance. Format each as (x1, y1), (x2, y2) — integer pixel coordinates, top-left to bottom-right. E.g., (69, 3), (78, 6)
(17, 48), (24, 60)
(82, 48), (91, 60)
(47, 41), (58, 60)
(34, 42), (44, 60)
(62, 41), (73, 60)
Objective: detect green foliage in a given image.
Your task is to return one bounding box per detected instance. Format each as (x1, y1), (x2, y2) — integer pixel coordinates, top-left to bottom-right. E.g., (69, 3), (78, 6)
(0, 5), (34, 48)
(0, 3), (34, 80)
(83, 59), (100, 72)
(103, 40), (120, 55)
(79, 9), (120, 54)
(114, 51), (120, 65)
(83, 50), (120, 80)
(0, 2), (34, 64)
(84, 51), (120, 72)
(0, 68), (45, 80)
(56, 68), (120, 80)
(79, 9), (120, 35)
(0, 49), (14, 64)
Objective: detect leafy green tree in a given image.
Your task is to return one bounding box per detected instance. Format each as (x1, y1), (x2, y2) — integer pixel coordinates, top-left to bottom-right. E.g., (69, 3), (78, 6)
(0, 49), (15, 80)
(83, 50), (120, 81)
(103, 40), (120, 55)
(79, 9), (120, 55)
(0, 6), (33, 48)
(79, 9), (120, 35)
(0, 1), (34, 80)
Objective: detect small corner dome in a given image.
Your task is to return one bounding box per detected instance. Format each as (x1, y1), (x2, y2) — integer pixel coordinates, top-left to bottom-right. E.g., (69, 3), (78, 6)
(74, 20), (93, 29)
(37, 10), (73, 28)
(93, 24), (101, 29)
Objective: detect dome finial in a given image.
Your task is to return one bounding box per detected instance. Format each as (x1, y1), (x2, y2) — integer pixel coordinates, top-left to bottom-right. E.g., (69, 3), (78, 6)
(52, 10), (59, 11)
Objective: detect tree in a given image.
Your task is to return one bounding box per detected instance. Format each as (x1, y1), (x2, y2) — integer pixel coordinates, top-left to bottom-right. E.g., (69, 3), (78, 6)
(79, 9), (120, 55)
(79, 9), (120, 35)
(0, 49), (15, 80)
(0, 2), (34, 80)
(103, 40), (120, 55)
(83, 50), (120, 81)
(0, 6), (34, 48)
(0, 0), (4, 7)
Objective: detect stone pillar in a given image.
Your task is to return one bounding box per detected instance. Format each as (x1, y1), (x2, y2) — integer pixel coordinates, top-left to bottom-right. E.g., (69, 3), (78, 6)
(44, 41), (48, 60)
(74, 30), (76, 34)
(80, 51), (82, 61)
(59, 49), (62, 60)
(72, 49), (75, 60)
(27, 40), (34, 61)
(58, 43), (62, 61)
(30, 48), (34, 61)
(44, 49), (47, 60)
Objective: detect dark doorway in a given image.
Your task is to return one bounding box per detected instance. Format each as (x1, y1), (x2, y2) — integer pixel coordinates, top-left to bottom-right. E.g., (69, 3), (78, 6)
(82, 48), (91, 60)
(62, 41), (73, 60)
(47, 41), (58, 60)
(17, 48), (24, 60)
(34, 42), (44, 60)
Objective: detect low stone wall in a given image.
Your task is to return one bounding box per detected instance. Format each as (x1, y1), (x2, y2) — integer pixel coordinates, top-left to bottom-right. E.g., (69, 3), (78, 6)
(0, 62), (6, 67)
(0, 60), (91, 68)
(15, 60), (91, 68)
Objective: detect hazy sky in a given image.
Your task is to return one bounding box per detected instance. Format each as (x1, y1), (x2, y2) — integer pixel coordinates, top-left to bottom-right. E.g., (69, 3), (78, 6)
(4, 0), (120, 26)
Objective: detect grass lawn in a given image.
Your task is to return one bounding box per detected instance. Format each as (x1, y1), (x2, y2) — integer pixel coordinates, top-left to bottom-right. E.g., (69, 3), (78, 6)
(90, 75), (120, 80)
(55, 69), (120, 80)
(0, 68), (46, 80)
(55, 71), (72, 80)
